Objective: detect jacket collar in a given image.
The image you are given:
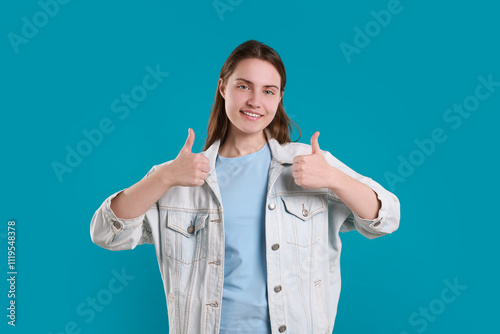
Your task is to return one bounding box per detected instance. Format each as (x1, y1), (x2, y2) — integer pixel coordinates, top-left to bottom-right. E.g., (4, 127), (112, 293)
(201, 128), (295, 174)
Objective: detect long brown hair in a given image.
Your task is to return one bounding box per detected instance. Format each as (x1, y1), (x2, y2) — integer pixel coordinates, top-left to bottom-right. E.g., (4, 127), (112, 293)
(203, 40), (301, 151)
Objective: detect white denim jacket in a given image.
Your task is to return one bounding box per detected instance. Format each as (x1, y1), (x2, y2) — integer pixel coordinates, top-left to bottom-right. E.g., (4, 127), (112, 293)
(90, 128), (400, 334)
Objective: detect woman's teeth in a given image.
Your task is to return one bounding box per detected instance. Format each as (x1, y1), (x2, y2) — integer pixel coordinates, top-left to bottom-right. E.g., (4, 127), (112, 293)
(241, 110), (262, 118)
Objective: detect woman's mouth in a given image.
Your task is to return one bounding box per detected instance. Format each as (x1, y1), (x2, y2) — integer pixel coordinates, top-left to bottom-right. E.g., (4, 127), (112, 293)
(240, 110), (263, 120)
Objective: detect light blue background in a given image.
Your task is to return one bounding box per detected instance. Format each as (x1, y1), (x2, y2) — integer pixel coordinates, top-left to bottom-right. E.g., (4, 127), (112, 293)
(1, 0), (498, 333)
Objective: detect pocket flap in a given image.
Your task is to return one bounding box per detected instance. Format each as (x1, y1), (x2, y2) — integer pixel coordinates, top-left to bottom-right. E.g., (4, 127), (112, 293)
(166, 211), (209, 238)
(281, 195), (327, 221)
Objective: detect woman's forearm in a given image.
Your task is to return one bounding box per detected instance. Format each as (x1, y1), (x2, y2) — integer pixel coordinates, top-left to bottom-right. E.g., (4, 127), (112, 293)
(327, 168), (381, 220)
(110, 164), (174, 219)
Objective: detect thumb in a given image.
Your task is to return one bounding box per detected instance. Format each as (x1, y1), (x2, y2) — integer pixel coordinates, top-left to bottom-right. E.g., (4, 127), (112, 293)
(310, 131), (321, 154)
(181, 128), (195, 153)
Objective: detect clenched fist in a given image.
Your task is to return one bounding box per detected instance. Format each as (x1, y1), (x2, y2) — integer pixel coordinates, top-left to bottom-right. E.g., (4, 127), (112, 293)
(292, 131), (338, 189)
(159, 128), (211, 187)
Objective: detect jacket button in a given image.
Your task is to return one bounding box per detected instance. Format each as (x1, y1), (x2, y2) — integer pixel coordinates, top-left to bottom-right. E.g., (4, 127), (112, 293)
(274, 285), (282, 293)
(187, 225), (194, 234)
(271, 243), (280, 251)
(278, 325), (286, 332)
(302, 209), (309, 217)
(268, 202), (276, 210)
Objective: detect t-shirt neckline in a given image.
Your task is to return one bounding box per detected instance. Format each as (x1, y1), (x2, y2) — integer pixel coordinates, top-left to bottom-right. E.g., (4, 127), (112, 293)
(217, 142), (269, 162)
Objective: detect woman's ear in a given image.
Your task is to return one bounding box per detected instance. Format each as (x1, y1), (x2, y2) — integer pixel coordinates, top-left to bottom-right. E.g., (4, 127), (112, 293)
(219, 78), (225, 99)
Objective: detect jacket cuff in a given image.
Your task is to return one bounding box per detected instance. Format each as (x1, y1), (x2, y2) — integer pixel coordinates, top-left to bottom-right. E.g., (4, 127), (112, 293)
(103, 190), (146, 235)
(352, 178), (391, 234)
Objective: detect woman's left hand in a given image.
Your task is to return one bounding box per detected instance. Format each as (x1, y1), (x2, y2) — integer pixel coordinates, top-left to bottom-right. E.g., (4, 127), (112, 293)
(292, 131), (340, 189)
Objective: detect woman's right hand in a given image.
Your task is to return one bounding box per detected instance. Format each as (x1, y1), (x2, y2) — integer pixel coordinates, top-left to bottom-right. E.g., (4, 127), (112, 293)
(159, 128), (211, 188)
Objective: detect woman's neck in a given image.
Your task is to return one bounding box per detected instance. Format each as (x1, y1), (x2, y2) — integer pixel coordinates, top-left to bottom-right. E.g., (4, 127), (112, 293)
(219, 130), (266, 158)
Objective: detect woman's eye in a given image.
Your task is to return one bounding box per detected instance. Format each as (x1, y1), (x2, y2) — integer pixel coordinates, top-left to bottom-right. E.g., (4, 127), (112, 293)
(237, 85), (274, 95)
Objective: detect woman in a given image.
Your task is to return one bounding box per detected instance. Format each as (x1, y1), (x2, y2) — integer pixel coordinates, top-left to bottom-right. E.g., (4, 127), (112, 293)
(90, 40), (400, 334)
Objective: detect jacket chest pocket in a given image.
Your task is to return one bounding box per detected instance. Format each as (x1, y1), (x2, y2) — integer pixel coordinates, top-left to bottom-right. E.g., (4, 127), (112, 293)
(163, 210), (209, 264)
(281, 195), (327, 247)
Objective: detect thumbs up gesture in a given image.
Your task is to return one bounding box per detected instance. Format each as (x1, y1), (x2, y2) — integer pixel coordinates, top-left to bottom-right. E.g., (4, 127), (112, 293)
(160, 128), (211, 187)
(292, 131), (336, 189)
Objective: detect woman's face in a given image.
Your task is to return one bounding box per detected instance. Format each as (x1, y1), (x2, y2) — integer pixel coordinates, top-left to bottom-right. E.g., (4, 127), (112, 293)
(219, 58), (283, 137)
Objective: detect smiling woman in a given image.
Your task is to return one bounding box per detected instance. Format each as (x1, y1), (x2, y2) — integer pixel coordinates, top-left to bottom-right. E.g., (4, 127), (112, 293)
(90, 39), (401, 334)
(204, 41), (296, 158)
(216, 58), (284, 157)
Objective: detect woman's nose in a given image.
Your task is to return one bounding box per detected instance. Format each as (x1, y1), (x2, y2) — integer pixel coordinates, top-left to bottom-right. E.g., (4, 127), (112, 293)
(247, 91), (261, 108)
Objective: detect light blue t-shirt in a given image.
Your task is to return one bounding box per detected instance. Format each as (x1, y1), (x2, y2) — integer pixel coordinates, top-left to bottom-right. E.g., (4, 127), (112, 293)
(216, 141), (272, 334)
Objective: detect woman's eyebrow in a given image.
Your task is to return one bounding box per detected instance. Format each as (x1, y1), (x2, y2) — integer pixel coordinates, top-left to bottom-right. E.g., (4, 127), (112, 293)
(234, 77), (279, 90)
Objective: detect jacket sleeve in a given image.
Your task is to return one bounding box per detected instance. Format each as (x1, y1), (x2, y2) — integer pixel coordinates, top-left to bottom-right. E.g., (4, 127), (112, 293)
(323, 150), (401, 240)
(90, 165), (159, 251)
